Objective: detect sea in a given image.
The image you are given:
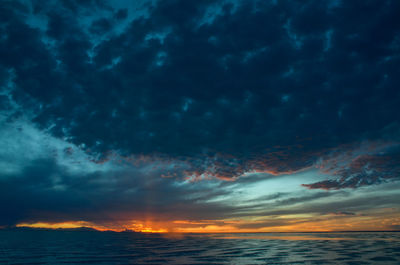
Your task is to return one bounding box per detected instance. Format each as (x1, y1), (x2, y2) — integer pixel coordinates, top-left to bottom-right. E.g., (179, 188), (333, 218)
(0, 230), (399, 264)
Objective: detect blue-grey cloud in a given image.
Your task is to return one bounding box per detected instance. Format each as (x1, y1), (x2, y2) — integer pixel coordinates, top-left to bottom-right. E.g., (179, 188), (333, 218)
(1, 0), (400, 226)
(2, 0), (400, 180)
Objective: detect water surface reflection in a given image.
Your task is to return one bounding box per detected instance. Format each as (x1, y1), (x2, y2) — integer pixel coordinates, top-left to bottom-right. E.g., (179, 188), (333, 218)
(1, 230), (399, 264)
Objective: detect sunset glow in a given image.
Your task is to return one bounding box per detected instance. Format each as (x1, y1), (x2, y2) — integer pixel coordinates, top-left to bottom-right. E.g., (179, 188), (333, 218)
(2, 1), (400, 263)
(15, 207), (400, 233)
(1, 0), (400, 240)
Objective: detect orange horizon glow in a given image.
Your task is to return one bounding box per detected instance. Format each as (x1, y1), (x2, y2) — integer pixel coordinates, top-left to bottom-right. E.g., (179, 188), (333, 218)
(14, 224), (398, 233)
(14, 210), (400, 233)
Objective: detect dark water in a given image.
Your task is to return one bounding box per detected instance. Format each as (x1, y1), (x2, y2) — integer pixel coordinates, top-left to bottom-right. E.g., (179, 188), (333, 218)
(0, 230), (399, 264)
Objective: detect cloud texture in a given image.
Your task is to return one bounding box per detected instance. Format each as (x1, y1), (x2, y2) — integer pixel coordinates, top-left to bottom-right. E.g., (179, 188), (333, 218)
(1, 0), (400, 229)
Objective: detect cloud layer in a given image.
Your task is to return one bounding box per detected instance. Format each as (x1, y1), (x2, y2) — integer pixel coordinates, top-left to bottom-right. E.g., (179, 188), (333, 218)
(1, 0), (400, 229)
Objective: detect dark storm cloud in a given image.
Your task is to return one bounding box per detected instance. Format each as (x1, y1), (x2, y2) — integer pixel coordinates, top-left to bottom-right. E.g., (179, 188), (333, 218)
(303, 144), (400, 189)
(1, 0), (400, 180)
(30, 0), (109, 14)
(0, 157), (236, 226)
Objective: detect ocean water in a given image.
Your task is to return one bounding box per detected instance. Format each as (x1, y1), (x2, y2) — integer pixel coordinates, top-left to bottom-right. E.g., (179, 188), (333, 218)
(0, 230), (399, 264)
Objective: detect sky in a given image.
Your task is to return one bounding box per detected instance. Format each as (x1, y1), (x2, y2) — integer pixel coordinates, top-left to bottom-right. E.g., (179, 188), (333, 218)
(1, 0), (400, 232)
